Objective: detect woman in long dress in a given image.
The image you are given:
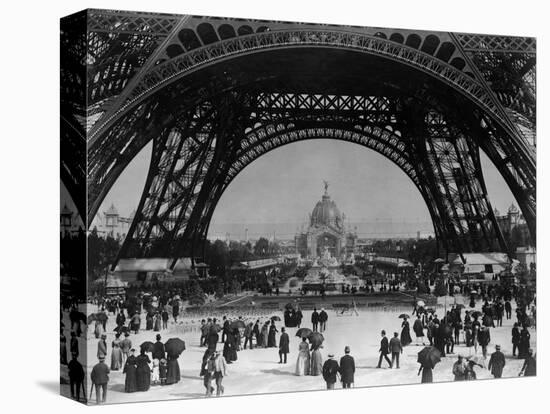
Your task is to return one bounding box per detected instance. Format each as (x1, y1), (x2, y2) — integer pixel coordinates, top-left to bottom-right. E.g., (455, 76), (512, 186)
(165, 353), (181, 385)
(401, 317), (412, 346)
(135, 349), (152, 391)
(310, 345), (323, 376)
(111, 333), (123, 370)
(295, 338), (310, 376)
(123, 349), (138, 392)
(261, 322), (269, 348)
(153, 313), (161, 332)
(146, 311), (154, 330)
(418, 363), (433, 383)
(413, 315), (425, 345)
(268, 321), (278, 348)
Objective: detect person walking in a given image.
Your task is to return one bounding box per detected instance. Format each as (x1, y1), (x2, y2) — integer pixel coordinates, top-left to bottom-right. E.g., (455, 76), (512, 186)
(261, 322), (269, 348)
(295, 337), (311, 376)
(310, 345), (323, 376)
(519, 349), (536, 377)
(400, 317), (412, 346)
(97, 334), (108, 360)
(243, 322), (254, 350)
(268, 320), (278, 348)
(511, 322), (521, 357)
(518, 326), (531, 359)
(130, 312), (141, 334)
(110, 333), (123, 371)
(417, 362), (432, 383)
(213, 350), (228, 396)
(161, 309), (169, 330)
(120, 332), (132, 365)
(377, 330), (392, 368)
(123, 349), (138, 393)
(339, 346), (355, 388)
(278, 327), (290, 364)
(90, 356), (110, 404)
(487, 345), (506, 378)
(135, 349), (152, 391)
(322, 354), (340, 390)
(319, 308), (328, 332)
(413, 315), (425, 346)
(152, 334), (166, 361)
(464, 360), (477, 380)
(389, 332), (403, 369)
(295, 307), (303, 328)
(201, 349), (215, 397)
(68, 352), (84, 401)
(505, 300), (512, 320)
(311, 308), (319, 332)
(70, 331), (79, 359)
(452, 355), (466, 381)
(165, 352), (181, 385)
(253, 320), (261, 347)
(478, 326), (490, 359)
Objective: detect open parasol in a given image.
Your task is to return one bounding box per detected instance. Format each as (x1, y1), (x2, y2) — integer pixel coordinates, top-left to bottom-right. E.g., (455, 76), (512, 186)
(417, 346), (441, 369)
(416, 300), (426, 307)
(467, 355), (484, 367)
(113, 325), (128, 334)
(471, 311), (483, 319)
(308, 332), (324, 348)
(398, 314), (410, 319)
(140, 341), (155, 353)
(296, 328), (313, 338)
(271, 315), (282, 322)
(230, 320), (246, 330)
(165, 338), (186, 356)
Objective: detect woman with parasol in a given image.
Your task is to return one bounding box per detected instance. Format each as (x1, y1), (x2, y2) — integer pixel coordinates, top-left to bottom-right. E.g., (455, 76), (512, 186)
(223, 328), (238, 364)
(400, 315), (412, 346)
(295, 337), (310, 376)
(417, 346), (440, 384)
(309, 332), (324, 376)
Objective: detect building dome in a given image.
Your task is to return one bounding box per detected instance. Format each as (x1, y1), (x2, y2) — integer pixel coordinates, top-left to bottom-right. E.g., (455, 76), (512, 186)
(310, 188), (343, 230)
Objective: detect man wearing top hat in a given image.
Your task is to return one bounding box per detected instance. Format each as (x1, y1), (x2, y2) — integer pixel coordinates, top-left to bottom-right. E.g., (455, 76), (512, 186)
(322, 353), (340, 390)
(339, 346), (355, 388)
(488, 344), (506, 378)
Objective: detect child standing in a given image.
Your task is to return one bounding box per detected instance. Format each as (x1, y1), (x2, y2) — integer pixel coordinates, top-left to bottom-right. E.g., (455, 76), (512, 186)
(159, 358), (167, 385)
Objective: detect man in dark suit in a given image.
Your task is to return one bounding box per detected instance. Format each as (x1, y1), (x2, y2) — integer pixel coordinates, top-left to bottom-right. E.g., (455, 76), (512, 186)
(488, 344), (506, 378)
(322, 353), (340, 389)
(377, 330), (392, 368)
(152, 334), (166, 361)
(389, 332), (403, 369)
(339, 346), (355, 388)
(68, 352), (84, 401)
(90, 356), (110, 404)
(319, 308), (328, 332)
(311, 308), (319, 332)
(278, 327), (290, 363)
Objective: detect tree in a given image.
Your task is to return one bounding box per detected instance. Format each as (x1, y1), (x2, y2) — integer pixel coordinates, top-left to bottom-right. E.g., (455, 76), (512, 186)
(187, 280), (205, 305)
(254, 237), (270, 257)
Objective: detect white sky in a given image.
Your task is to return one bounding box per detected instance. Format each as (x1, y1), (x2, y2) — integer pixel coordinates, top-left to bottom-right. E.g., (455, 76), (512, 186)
(75, 138), (517, 239)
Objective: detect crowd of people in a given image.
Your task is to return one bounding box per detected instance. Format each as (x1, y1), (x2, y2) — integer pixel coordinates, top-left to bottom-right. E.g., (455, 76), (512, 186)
(61, 281), (536, 404)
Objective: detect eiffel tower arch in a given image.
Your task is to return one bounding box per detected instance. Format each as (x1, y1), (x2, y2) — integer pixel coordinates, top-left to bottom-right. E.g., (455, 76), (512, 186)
(61, 10), (536, 270)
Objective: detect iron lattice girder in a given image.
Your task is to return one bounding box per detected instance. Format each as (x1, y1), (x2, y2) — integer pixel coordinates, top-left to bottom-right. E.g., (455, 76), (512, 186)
(422, 111), (503, 253)
(89, 28), (522, 145)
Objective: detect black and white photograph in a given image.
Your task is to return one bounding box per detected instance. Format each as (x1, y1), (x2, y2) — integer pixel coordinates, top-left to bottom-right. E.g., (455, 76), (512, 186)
(57, 6), (539, 405)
